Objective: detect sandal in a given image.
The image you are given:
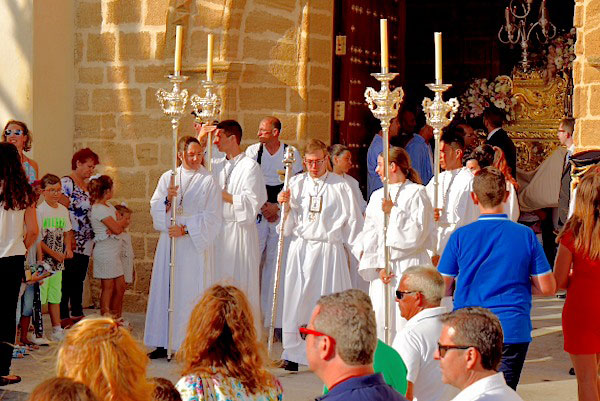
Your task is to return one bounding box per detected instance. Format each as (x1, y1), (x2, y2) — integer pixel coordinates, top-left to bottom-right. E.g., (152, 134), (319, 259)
(11, 346), (27, 359)
(0, 375), (22, 386)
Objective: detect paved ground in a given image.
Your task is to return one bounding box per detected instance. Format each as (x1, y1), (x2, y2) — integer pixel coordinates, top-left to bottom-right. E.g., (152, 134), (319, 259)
(1, 294), (578, 400)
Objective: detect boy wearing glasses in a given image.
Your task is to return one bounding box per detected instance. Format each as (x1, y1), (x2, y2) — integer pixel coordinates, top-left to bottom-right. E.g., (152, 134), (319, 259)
(36, 174), (73, 341)
(277, 139), (364, 371)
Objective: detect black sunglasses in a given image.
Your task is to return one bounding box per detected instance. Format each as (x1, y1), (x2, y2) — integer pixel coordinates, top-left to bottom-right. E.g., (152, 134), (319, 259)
(395, 290), (419, 300)
(437, 342), (474, 358)
(4, 129), (24, 136)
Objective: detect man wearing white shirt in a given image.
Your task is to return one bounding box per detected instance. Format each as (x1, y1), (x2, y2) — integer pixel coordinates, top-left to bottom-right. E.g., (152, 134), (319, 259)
(245, 117), (303, 331)
(435, 308), (523, 401)
(392, 266), (457, 401)
(483, 107), (517, 177)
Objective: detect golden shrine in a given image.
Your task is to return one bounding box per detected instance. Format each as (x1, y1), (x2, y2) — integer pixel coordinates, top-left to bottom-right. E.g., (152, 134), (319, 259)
(505, 69), (570, 172)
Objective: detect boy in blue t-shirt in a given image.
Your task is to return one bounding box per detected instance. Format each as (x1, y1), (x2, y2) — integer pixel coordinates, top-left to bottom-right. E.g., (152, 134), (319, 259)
(438, 167), (556, 390)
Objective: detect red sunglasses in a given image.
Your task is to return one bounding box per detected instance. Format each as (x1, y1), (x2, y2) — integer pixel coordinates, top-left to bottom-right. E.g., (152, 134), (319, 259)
(299, 324), (336, 345)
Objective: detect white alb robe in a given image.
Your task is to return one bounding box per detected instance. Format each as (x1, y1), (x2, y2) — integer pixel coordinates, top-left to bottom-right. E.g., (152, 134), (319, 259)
(426, 167), (480, 256)
(212, 153), (267, 334)
(280, 172), (364, 365)
(358, 181), (434, 342)
(144, 166), (222, 350)
(338, 173), (369, 292)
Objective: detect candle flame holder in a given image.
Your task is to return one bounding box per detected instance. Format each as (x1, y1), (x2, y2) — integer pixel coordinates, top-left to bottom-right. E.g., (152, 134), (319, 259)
(422, 83), (459, 254)
(191, 80), (222, 172)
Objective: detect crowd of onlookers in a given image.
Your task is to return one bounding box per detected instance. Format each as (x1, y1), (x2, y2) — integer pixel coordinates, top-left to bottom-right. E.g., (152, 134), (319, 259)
(1, 113), (600, 401)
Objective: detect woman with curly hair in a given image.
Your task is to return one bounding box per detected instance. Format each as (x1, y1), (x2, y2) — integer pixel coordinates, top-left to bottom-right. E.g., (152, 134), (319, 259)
(0, 142), (38, 386)
(176, 285), (283, 401)
(57, 316), (153, 401)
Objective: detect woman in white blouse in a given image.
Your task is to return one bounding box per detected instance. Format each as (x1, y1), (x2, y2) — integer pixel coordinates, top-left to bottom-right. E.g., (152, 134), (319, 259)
(0, 142), (38, 386)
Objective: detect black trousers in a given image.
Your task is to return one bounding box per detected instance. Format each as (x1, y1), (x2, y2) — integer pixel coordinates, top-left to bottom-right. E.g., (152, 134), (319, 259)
(0, 255), (25, 376)
(60, 253), (90, 319)
(499, 342), (530, 390)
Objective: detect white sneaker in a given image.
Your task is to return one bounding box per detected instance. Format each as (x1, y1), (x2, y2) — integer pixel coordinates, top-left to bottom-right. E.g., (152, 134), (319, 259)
(50, 328), (65, 342)
(28, 333), (50, 346)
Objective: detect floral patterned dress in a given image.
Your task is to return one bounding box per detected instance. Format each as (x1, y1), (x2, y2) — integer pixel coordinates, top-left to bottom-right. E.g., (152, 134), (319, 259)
(61, 176), (94, 256)
(176, 372), (283, 401)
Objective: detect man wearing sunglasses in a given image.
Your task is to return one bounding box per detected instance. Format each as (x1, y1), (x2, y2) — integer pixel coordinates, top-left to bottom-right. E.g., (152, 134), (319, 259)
(392, 266), (458, 401)
(434, 308), (523, 401)
(304, 290), (408, 401)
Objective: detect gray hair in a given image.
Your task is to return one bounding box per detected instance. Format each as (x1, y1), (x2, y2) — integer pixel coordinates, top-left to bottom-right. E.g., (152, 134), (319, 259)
(313, 289), (377, 366)
(440, 307), (504, 371)
(401, 266), (445, 305)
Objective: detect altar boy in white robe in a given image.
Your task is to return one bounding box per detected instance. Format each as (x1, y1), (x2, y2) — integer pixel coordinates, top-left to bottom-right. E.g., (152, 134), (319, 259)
(426, 130), (479, 266)
(277, 139), (364, 370)
(358, 147), (434, 342)
(145, 136), (222, 359)
(210, 120), (267, 334)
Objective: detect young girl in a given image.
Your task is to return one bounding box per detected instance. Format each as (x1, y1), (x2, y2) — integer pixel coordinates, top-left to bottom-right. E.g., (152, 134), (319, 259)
(89, 175), (128, 318)
(115, 203), (134, 285)
(554, 167), (600, 401)
(358, 147), (433, 341)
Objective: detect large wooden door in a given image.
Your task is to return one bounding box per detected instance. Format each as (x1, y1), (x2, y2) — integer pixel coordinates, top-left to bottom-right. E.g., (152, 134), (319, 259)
(331, 0), (406, 196)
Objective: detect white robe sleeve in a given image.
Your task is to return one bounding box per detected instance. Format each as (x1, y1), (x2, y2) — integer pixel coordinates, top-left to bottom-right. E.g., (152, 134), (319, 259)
(182, 176), (223, 254)
(505, 183), (520, 222)
(150, 172), (171, 232)
(230, 162), (267, 223)
(386, 187), (433, 257)
(340, 182), (365, 251)
(357, 200), (383, 282)
(278, 175), (302, 237)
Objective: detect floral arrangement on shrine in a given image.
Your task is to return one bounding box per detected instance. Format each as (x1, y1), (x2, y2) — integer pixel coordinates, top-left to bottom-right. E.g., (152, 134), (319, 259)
(459, 75), (517, 121)
(542, 28), (576, 75)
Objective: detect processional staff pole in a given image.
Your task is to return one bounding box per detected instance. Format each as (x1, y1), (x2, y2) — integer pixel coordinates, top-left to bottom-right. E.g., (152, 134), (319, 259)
(422, 33), (459, 258)
(155, 25), (189, 362)
(267, 147), (296, 355)
(364, 19), (404, 345)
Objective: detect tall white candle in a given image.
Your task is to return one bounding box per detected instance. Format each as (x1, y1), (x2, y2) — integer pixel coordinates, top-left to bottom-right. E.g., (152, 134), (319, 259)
(207, 34), (214, 81)
(434, 32), (442, 84)
(380, 19), (389, 73)
(174, 25), (183, 75)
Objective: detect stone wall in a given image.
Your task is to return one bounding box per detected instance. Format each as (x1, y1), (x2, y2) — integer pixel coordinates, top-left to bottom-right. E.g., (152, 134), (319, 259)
(74, 0), (333, 311)
(573, 0), (600, 150)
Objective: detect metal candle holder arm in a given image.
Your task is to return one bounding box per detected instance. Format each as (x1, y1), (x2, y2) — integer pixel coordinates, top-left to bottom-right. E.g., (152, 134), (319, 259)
(191, 80), (222, 172)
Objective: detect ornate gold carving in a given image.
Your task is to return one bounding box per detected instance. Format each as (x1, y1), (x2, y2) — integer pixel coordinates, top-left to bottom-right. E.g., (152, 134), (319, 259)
(505, 69), (567, 172)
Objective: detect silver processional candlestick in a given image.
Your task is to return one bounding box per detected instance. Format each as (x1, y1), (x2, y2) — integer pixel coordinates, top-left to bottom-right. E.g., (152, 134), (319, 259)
(191, 80), (222, 172)
(422, 83), (459, 260)
(364, 72), (404, 346)
(156, 73), (189, 361)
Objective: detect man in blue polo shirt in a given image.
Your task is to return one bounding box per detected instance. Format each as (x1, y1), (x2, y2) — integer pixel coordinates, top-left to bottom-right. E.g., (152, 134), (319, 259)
(304, 289), (408, 401)
(437, 167), (556, 390)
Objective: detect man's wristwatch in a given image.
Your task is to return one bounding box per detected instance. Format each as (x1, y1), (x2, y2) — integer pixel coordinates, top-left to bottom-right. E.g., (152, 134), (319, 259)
(183, 225), (189, 235)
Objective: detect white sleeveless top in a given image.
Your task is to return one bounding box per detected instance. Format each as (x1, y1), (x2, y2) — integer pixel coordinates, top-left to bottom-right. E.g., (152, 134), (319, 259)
(0, 202), (26, 258)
